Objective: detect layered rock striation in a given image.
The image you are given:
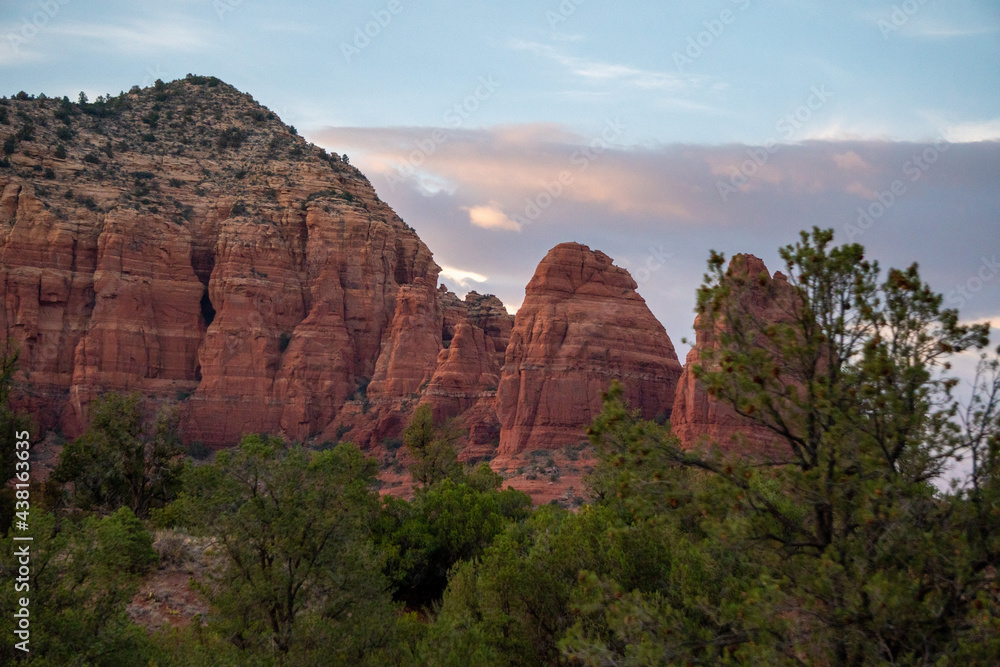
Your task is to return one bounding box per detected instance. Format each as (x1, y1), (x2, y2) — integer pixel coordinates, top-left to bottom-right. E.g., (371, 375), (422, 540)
(496, 243), (683, 456)
(670, 254), (795, 455)
(0, 77), (436, 445)
(3, 77), (794, 493)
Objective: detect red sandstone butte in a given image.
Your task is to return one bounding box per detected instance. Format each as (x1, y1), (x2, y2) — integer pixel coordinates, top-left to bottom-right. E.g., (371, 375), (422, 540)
(0, 78), (437, 447)
(496, 242), (683, 456)
(670, 253), (795, 456)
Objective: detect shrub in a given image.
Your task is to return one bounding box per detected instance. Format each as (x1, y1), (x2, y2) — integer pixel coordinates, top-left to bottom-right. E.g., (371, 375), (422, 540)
(153, 529), (194, 567)
(53, 144), (66, 159)
(217, 127), (245, 149)
(187, 440), (210, 460)
(15, 122), (33, 142)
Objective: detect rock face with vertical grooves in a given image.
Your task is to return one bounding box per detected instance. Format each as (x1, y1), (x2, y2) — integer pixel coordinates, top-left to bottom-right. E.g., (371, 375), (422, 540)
(0, 77), (437, 446)
(670, 254), (794, 455)
(495, 242), (683, 456)
(3, 77), (796, 504)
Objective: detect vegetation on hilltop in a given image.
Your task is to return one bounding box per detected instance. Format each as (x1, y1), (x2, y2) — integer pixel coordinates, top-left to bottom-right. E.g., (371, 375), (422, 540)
(0, 75), (397, 229)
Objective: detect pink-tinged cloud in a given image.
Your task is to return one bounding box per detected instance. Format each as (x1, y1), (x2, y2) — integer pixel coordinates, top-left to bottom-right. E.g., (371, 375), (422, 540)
(465, 202), (522, 232)
(309, 124), (1000, 355)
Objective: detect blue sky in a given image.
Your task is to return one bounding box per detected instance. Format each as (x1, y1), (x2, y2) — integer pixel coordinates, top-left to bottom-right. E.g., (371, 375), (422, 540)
(2, 0), (999, 369)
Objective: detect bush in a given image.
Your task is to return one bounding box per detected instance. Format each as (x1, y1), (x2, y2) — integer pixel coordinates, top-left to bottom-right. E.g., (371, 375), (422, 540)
(216, 127), (246, 149)
(187, 440), (210, 460)
(16, 122), (33, 141)
(53, 144), (66, 159)
(153, 529), (195, 567)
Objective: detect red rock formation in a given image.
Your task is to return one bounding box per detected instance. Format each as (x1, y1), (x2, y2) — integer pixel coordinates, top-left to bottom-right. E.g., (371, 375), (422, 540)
(464, 291), (512, 358)
(670, 254), (795, 455)
(0, 79), (437, 446)
(367, 277), (442, 400)
(422, 320), (501, 422)
(438, 285), (468, 347)
(496, 242), (683, 456)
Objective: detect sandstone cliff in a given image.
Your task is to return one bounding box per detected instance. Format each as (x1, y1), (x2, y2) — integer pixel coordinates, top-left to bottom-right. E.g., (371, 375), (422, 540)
(496, 242), (683, 456)
(4, 77), (791, 506)
(670, 254), (795, 455)
(0, 77), (437, 445)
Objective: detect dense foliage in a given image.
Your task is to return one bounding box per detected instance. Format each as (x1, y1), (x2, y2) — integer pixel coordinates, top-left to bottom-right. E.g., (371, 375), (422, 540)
(50, 393), (184, 518)
(2, 228), (997, 665)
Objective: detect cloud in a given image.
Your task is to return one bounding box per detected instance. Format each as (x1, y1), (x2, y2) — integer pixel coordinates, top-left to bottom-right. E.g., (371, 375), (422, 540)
(439, 265), (489, 288)
(945, 118), (1000, 143)
(510, 40), (703, 92)
(314, 124), (1000, 355)
(465, 202), (522, 232)
(48, 20), (213, 55)
(832, 150), (872, 171)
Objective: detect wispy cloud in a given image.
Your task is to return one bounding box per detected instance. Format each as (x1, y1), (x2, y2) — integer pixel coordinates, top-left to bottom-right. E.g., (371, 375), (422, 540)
(465, 202), (523, 232)
(908, 21), (1000, 38)
(48, 20), (214, 55)
(510, 40), (703, 92)
(439, 265), (489, 288)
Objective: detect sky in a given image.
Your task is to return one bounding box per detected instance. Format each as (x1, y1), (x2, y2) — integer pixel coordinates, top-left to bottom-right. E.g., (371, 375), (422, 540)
(2, 0), (999, 384)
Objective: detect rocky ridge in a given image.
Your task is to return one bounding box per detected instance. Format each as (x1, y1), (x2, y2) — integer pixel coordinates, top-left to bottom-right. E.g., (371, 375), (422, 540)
(669, 254), (794, 455)
(1, 77), (783, 504)
(496, 242), (684, 457)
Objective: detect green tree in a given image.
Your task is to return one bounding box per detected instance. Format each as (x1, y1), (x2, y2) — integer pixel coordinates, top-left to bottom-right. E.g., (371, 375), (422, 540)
(376, 463), (531, 609)
(168, 435), (399, 665)
(560, 228), (1000, 664)
(0, 339), (34, 535)
(52, 392), (184, 518)
(404, 404), (461, 488)
(0, 508), (159, 665)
